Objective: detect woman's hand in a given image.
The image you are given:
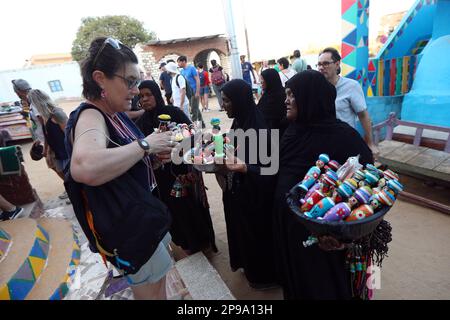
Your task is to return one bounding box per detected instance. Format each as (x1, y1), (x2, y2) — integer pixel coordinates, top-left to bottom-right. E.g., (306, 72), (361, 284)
(223, 149), (247, 173)
(155, 150), (172, 164)
(317, 236), (345, 251)
(145, 131), (175, 154)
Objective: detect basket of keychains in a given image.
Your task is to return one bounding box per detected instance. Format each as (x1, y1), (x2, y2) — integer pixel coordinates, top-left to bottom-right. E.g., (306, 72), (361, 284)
(286, 154), (401, 299)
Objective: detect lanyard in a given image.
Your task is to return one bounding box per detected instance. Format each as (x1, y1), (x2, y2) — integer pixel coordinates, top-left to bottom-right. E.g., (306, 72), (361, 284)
(106, 113), (157, 191)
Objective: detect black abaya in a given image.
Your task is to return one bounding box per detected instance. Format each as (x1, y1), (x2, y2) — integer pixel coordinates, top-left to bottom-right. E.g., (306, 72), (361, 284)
(257, 68), (287, 136)
(273, 71), (373, 299)
(220, 80), (277, 285)
(136, 80), (217, 253)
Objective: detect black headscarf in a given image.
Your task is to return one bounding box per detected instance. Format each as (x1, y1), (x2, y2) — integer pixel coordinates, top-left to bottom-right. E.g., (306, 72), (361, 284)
(136, 80), (191, 135)
(221, 79), (267, 131)
(280, 70), (373, 189)
(257, 69), (286, 125)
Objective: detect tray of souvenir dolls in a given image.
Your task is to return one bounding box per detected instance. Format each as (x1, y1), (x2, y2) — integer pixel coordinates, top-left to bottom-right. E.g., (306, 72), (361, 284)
(183, 143), (235, 173)
(287, 194), (391, 242)
(285, 154), (402, 243)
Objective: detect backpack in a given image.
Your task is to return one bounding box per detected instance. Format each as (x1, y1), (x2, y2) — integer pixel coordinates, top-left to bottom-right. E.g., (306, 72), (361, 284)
(64, 104), (171, 275)
(176, 74), (194, 100)
(211, 66), (225, 86)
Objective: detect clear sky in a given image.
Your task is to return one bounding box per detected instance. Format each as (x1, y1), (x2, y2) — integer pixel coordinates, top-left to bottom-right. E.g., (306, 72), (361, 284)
(0, 0), (415, 71)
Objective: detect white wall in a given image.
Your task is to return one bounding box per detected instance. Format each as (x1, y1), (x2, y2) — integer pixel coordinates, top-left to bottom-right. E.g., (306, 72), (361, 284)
(0, 62), (82, 103)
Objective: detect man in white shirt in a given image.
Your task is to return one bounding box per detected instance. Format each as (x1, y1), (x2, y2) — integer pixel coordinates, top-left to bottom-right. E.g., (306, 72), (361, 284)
(317, 47), (378, 155)
(165, 62), (190, 119)
(277, 57), (297, 87)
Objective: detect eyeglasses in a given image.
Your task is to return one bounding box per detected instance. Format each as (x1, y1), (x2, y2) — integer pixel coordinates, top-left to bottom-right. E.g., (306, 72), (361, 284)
(92, 37), (123, 67)
(113, 74), (141, 90)
(316, 61), (336, 68)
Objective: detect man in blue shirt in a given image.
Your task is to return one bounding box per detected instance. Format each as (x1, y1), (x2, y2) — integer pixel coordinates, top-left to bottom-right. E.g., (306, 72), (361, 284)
(177, 55), (204, 127)
(240, 55), (257, 87)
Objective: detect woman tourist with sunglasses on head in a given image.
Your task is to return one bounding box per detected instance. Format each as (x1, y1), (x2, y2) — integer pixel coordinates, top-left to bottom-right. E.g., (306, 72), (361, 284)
(64, 37), (176, 300)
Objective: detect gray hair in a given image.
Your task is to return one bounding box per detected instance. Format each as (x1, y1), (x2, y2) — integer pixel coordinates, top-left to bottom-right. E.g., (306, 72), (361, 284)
(27, 89), (57, 121)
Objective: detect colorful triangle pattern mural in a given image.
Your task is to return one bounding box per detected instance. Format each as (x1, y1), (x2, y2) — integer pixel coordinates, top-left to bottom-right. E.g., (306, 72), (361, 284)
(0, 225), (50, 300)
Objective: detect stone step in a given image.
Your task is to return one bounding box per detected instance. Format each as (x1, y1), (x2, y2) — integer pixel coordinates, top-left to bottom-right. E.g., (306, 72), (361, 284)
(0, 218), (50, 300)
(26, 218), (80, 300)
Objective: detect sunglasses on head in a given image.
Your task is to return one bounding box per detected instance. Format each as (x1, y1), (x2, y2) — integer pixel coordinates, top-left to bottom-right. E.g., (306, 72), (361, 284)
(92, 37), (123, 67)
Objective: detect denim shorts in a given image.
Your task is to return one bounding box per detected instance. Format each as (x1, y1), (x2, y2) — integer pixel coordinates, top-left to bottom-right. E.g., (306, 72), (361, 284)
(200, 86), (210, 95)
(126, 232), (173, 286)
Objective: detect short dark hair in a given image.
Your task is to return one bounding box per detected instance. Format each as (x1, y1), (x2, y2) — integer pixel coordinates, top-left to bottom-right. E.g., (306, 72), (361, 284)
(319, 47), (341, 62)
(293, 50), (301, 58)
(166, 59), (175, 63)
(319, 47), (342, 74)
(211, 59), (217, 66)
(277, 57), (290, 69)
(197, 63), (203, 69)
(80, 37), (138, 100)
(177, 55), (187, 63)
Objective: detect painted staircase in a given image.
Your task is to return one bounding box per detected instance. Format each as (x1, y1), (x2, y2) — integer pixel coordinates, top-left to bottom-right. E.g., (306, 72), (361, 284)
(0, 218), (80, 300)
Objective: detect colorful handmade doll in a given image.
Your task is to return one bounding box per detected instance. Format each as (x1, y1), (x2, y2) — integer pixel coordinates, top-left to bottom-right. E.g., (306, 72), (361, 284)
(325, 160), (341, 172)
(294, 154), (331, 196)
(321, 186), (372, 221)
(158, 114), (171, 132)
(301, 190), (325, 212)
(305, 197), (335, 219)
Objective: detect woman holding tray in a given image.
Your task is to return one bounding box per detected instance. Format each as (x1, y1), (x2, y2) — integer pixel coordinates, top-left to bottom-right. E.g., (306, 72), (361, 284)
(136, 80), (217, 256)
(273, 70), (373, 299)
(217, 79), (278, 290)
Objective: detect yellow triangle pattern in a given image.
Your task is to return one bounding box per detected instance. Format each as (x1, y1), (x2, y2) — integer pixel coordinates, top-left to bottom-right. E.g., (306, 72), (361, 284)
(35, 228), (49, 243)
(341, 63), (355, 77)
(341, 20), (355, 39)
(367, 86), (374, 97)
(28, 256), (46, 279)
(0, 285), (11, 300)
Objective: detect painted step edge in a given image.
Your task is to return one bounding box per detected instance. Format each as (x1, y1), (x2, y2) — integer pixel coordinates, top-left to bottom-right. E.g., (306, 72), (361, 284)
(0, 224), (50, 300)
(0, 228), (12, 264)
(49, 231), (81, 300)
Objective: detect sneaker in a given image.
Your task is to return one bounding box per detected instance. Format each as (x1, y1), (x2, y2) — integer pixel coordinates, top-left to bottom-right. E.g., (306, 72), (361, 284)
(59, 191), (69, 199)
(1, 207), (24, 221)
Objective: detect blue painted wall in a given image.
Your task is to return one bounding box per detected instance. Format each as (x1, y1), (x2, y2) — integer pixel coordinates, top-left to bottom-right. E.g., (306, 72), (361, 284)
(356, 95), (404, 137)
(401, 35), (450, 127)
(376, 0), (435, 59)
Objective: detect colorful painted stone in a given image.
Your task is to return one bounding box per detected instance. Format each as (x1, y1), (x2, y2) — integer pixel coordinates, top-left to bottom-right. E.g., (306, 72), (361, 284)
(297, 166), (321, 192)
(301, 190), (325, 212)
(346, 204), (374, 222)
(321, 202), (352, 221)
(305, 197), (335, 219)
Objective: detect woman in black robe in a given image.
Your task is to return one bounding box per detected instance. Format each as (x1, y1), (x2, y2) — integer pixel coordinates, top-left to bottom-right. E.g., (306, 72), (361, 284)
(217, 79), (277, 289)
(273, 70), (373, 299)
(136, 80), (217, 254)
(257, 68), (287, 136)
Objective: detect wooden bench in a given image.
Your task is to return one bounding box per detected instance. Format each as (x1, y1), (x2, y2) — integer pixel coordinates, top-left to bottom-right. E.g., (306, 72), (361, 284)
(373, 112), (450, 185)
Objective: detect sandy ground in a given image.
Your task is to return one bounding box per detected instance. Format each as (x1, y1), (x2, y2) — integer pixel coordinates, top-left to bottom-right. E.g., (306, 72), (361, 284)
(17, 97), (450, 300)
